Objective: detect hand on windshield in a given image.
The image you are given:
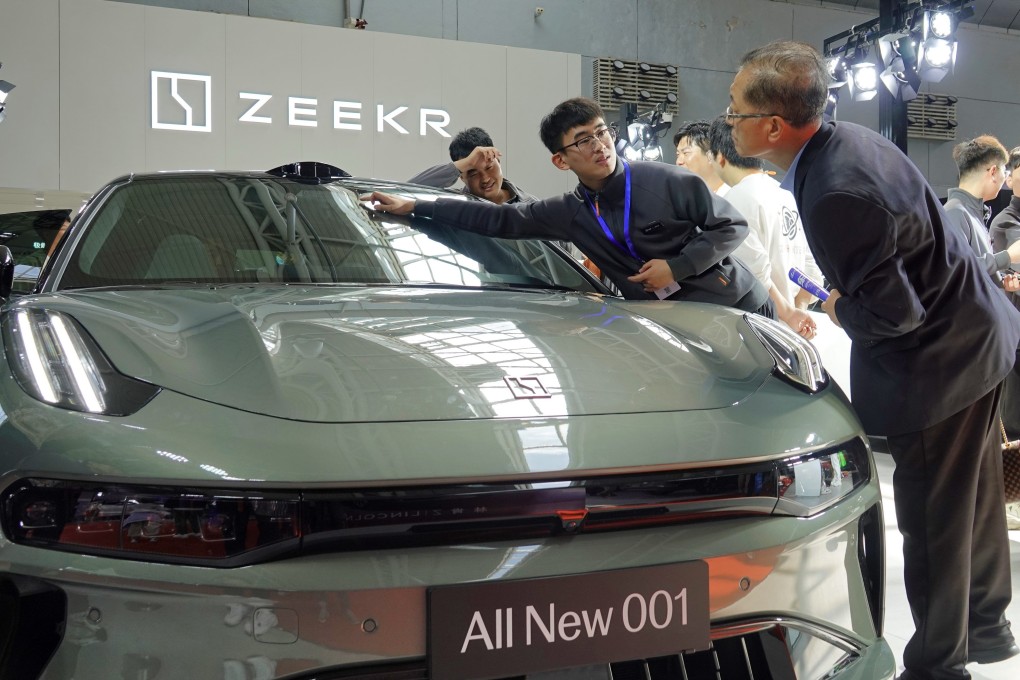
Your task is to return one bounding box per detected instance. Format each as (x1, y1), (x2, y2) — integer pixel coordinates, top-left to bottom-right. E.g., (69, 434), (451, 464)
(361, 192), (415, 215)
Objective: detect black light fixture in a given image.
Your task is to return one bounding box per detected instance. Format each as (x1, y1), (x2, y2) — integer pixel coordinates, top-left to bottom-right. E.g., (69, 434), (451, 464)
(847, 50), (880, 102)
(616, 93), (674, 162)
(878, 32), (921, 101)
(823, 90), (840, 122)
(916, 8), (958, 82)
(0, 62), (14, 125)
(826, 55), (848, 88)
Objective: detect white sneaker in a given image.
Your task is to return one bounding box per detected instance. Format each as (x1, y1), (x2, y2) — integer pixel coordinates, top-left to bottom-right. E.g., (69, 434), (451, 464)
(1006, 502), (1020, 531)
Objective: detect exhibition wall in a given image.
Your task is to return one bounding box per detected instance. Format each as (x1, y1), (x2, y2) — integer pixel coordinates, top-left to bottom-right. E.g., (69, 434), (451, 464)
(0, 0), (580, 212)
(2, 0), (1020, 211)
(101, 0), (1020, 197)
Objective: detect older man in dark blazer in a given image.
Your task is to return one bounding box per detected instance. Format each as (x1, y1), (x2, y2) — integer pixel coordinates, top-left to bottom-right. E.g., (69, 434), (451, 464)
(729, 40), (1020, 680)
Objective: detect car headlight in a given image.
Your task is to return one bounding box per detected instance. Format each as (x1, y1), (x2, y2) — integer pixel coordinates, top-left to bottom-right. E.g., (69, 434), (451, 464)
(744, 313), (827, 392)
(774, 438), (871, 516)
(1, 307), (159, 415)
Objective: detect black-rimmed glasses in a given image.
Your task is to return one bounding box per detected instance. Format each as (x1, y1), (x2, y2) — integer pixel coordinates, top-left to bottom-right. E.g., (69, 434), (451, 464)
(558, 127), (617, 155)
(724, 105), (782, 123)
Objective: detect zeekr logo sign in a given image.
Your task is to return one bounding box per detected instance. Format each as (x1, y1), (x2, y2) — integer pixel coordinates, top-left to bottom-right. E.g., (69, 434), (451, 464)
(151, 71), (212, 132)
(151, 70), (451, 137)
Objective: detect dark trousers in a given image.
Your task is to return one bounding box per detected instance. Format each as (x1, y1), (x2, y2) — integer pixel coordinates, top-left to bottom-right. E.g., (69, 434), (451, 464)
(888, 386), (1013, 679)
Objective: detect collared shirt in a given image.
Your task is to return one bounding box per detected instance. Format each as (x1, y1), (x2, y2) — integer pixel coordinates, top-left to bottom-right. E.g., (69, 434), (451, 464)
(779, 143), (809, 193)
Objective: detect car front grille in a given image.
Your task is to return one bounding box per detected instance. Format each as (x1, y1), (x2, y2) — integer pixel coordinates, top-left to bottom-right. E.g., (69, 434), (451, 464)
(298, 623), (855, 679)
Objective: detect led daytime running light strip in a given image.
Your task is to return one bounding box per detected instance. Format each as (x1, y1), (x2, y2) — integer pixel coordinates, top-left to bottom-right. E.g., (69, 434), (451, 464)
(10, 308), (107, 413)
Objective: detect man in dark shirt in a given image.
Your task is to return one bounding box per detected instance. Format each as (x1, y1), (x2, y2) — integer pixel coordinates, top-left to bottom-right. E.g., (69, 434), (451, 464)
(364, 97), (770, 314)
(729, 39), (1020, 678)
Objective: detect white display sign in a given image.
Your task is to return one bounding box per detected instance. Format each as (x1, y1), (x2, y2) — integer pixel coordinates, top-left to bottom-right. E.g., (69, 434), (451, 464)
(152, 70), (450, 137)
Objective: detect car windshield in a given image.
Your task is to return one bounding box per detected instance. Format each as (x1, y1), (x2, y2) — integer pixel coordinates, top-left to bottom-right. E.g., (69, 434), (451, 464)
(50, 175), (599, 294)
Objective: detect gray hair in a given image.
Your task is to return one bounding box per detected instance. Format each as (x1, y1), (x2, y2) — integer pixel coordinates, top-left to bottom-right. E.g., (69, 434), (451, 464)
(738, 41), (828, 128)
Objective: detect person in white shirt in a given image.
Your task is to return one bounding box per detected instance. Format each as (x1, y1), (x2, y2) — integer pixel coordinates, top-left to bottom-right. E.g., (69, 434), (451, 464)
(707, 116), (822, 337)
(673, 120), (730, 197)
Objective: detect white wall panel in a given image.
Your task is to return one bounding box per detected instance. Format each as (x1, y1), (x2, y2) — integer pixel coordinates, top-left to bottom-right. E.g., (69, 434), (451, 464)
(506, 47), (582, 197)
(144, 5), (227, 172)
(223, 15), (308, 172)
(60, 0), (148, 191)
(0, 0), (581, 199)
(0, 0), (61, 190)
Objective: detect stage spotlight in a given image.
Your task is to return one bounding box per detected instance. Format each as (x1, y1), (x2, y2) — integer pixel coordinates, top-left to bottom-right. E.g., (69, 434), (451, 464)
(622, 121), (663, 162)
(878, 33), (920, 100)
(848, 61), (880, 101)
(826, 55), (848, 88)
(0, 77), (14, 124)
(612, 86), (626, 99)
(638, 89), (652, 101)
(917, 10), (958, 82)
(880, 37), (920, 100)
(823, 90), (839, 121)
(926, 10), (956, 40)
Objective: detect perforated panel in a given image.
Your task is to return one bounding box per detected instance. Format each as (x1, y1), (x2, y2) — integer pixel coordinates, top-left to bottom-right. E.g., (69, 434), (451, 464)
(906, 95), (958, 141)
(594, 58), (679, 113)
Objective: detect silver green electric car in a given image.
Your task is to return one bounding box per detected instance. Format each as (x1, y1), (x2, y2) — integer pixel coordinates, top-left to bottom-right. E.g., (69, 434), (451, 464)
(0, 163), (894, 679)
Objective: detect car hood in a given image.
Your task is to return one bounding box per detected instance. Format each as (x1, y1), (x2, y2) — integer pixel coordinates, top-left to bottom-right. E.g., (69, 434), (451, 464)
(33, 287), (769, 422)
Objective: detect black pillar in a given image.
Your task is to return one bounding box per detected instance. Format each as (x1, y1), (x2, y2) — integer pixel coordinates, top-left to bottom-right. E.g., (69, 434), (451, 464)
(878, 0), (909, 153)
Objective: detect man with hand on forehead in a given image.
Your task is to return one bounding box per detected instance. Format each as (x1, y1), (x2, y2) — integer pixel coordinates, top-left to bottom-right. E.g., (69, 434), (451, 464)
(409, 126), (537, 206)
(364, 96), (772, 318)
(728, 39), (1020, 679)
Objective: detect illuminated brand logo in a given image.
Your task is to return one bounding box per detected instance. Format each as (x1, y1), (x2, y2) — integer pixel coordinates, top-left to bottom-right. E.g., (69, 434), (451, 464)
(151, 71), (212, 132)
(150, 71), (450, 137)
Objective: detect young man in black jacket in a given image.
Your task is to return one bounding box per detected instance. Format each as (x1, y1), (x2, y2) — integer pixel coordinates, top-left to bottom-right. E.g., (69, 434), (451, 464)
(364, 97), (771, 315)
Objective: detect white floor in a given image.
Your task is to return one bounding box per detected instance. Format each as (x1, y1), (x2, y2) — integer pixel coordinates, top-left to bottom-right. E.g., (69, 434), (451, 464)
(875, 452), (1020, 678)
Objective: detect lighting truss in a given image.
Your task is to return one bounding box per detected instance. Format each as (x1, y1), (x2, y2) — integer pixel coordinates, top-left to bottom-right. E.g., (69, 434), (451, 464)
(822, 0), (971, 103)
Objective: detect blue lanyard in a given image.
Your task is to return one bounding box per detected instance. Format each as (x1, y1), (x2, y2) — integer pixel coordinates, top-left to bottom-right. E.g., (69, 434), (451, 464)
(585, 159), (639, 261)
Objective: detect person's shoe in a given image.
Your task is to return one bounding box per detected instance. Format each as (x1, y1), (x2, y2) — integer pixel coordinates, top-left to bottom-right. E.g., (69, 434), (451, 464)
(1006, 502), (1020, 530)
(969, 640), (1020, 664)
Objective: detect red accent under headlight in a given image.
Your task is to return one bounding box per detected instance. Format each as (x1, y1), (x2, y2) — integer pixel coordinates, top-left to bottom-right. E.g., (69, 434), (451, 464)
(2, 480), (300, 564)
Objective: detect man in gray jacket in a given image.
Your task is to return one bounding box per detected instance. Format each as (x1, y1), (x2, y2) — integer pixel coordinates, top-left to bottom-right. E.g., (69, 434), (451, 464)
(366, 98), (770, 314)
(409, 127), (537, 205)
(944, 134), (1020, 284)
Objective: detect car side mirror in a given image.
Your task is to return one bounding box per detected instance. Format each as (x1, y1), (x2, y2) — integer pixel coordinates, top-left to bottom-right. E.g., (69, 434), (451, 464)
(0, 245), (13, 300)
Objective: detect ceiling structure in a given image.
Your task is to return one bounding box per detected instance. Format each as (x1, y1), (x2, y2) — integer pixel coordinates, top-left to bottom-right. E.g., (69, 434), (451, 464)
(811, 0), (1020, 32)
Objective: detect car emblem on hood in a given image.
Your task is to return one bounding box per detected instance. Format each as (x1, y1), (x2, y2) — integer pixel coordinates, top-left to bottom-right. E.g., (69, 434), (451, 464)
(503, 376), (551, 399)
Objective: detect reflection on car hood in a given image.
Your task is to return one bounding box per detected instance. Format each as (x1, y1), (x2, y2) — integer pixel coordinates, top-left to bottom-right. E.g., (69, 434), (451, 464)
(36, 287), (769, 422)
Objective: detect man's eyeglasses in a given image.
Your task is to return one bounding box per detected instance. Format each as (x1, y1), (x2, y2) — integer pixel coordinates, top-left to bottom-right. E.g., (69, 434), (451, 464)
(558, 127), (617, 155)
(724, 106), (782, 123)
